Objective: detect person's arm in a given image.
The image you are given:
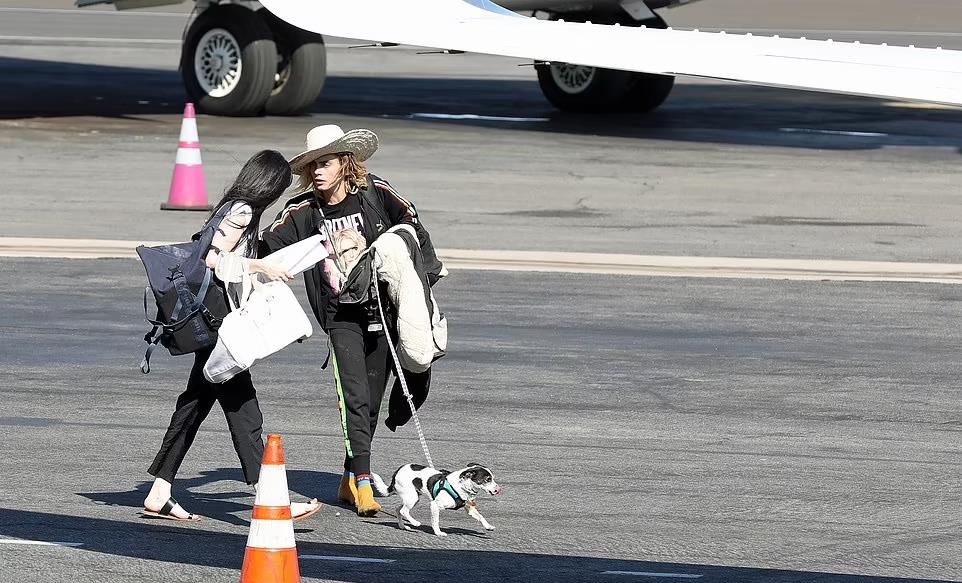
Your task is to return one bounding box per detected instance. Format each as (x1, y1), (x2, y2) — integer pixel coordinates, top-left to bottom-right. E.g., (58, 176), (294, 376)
(372, 177), (445, 285)
(206, 205), (291, 282)
(260, 201), (303, 253)
(373, 177), (418, 227)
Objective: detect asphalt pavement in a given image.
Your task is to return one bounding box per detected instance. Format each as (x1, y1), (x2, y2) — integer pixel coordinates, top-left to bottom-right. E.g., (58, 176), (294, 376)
(0, 258), (959, 583)
(0, 1), (960, 582)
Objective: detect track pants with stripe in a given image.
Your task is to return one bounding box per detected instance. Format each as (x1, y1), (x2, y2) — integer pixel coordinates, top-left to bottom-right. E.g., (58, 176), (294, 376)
(148, 348), (265, 484)
(329, 327), (391, 476)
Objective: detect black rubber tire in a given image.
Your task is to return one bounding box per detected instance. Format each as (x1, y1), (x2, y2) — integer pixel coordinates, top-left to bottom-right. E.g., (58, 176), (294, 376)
(261, 11), (327, 116)
(534, 13), (675, 113)
(622, 71), (675, 112)
(536, 64), (638, 112)
(181, 4), (277, 117)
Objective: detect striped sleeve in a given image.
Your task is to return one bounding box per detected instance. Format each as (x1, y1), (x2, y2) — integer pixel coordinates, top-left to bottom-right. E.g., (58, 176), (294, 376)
(373, 177), (418, 226)
(267, 198), (311, 233)
(261, 198), (310, 252)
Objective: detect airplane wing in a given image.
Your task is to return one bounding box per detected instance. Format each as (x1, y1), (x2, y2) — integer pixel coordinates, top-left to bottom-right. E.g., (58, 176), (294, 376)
(258, 0), (962, 106)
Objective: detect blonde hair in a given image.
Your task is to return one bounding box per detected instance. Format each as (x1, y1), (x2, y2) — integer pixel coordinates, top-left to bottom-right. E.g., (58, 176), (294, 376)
(295, 153), (369, 194)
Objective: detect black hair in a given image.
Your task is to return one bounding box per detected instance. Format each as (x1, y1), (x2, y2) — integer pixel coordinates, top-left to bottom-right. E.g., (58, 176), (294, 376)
(209, 149), (292, 256)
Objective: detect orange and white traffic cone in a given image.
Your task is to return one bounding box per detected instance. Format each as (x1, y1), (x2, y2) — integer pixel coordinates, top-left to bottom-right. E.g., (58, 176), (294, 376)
(161, 102), (211, 211)
(240, 435), (301, 583)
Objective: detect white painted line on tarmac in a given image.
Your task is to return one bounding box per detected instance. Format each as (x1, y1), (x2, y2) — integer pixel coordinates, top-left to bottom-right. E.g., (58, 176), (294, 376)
(5, 237), (962, 284)
(602, 571), (702, 578)
(779, 128), (888, 138)
(301, 555), (395, 563)
(0, 539), (83, 548)
(409, 113), (550, 122)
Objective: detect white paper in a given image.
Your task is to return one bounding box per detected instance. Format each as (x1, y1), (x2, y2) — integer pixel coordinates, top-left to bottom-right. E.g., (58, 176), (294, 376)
(262, 235), (329, 277)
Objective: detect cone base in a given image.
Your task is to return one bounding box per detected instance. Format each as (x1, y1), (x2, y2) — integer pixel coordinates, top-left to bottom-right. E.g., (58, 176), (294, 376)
(160, 203), (213, 211)
(241, 547), (300, 583)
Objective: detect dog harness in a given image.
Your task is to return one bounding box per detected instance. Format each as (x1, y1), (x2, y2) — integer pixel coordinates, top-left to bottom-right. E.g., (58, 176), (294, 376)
(427, 474), (465, 509)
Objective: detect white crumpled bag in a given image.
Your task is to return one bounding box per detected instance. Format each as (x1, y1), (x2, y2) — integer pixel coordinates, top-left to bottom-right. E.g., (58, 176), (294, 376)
(203, 278), (312, 383)
(372, 226), (447, 373)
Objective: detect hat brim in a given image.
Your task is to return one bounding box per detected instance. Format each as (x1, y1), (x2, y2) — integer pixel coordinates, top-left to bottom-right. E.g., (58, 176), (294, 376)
(289, 129), (379, 173)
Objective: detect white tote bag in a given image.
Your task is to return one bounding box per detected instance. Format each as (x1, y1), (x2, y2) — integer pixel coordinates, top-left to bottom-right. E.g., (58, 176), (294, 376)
(203, 277), (313, 383)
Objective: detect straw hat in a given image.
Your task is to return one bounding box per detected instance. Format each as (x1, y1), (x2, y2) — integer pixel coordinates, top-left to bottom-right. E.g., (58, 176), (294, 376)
(288, 125), (379, 174)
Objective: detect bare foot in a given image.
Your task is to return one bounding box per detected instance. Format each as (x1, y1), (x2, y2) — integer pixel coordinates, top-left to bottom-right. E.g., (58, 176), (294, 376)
(143, 496), (198, 521)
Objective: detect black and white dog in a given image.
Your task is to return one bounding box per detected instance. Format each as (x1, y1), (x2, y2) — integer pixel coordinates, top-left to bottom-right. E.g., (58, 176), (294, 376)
(372, 463), (502, 536)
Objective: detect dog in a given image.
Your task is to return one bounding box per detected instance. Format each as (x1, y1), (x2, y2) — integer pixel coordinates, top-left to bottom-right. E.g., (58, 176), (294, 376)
(371, 463), (502, 536)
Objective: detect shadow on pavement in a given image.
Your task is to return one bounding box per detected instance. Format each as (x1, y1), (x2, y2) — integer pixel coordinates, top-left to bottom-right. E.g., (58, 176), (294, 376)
(0, 508), (953, 583)
(77, 468), (342, 527)
(3, 56), (962, 152)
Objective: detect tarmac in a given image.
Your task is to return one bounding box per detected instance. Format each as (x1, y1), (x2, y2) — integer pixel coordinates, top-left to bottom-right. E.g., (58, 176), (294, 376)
(0, 2), (959, 582)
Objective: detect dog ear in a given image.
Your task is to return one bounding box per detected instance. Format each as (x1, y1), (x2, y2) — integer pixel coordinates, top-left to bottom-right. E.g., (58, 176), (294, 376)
(461, 467), (491, 483)
(467, 462), (482, 468)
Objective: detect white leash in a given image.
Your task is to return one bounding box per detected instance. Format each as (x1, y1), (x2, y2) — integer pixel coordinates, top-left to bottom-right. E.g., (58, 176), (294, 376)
(372, 262), (435, 469)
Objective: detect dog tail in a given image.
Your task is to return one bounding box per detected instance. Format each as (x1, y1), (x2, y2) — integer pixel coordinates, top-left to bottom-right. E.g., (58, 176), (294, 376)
(388, 466), (400, 494)
(371, 471), (392, 497)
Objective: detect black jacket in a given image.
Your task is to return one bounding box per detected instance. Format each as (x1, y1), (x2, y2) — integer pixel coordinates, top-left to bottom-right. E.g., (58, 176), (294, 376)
(260, 174), (443, 331)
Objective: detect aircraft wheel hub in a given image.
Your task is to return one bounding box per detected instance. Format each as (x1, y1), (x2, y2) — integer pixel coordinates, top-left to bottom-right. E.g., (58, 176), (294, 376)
(550, 63), (597, 94)
(195, 28), (243, 98)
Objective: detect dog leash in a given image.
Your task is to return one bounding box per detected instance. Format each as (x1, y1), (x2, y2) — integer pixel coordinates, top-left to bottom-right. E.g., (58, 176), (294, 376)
(372, 263), (436, 469)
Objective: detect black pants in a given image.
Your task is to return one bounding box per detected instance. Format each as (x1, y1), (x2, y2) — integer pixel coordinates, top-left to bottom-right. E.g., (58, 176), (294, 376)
(148, 349), (265, 484)
(329, 327), (391, 476)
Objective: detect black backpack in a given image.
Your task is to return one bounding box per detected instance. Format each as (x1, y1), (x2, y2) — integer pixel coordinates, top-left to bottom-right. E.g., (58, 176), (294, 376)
(137, 204), (233, 373)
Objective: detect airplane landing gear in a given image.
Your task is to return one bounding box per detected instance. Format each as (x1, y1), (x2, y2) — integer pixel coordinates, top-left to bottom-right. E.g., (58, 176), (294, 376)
(181, 4), (326, 116)
(182, 4), (276, 116)
(534, 13), (675, 113)
(262, 10), (326, 116)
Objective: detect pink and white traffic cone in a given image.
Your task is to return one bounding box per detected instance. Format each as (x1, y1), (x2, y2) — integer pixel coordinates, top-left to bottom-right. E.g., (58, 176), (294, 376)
(161, 103), (211, 211)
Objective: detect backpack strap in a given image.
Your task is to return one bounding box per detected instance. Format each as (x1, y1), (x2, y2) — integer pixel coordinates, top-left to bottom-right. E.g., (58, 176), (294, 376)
(361, 176), (393, 237)
(139, 267), (214, 375)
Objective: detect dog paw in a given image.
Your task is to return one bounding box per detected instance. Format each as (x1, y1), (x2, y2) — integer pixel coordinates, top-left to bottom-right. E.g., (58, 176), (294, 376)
(434, 531), (447, 537)
(484, 524), (496, 531)
(408, 520), (421, 527)
(401, 524), (413, 531)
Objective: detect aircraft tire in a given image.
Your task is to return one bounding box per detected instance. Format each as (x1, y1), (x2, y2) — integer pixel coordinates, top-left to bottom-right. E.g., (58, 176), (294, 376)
(181, 5), (277, 117)
(262, 11), (327, 116)
(623, 71), (675, 112)
(534, 12), (674, 113)
(535, 64), (638, 112)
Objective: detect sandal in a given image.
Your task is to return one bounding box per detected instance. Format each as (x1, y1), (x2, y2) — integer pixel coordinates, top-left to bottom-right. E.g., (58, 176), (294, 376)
(292, 499), (321, 522)
(142, 497), (201, 522)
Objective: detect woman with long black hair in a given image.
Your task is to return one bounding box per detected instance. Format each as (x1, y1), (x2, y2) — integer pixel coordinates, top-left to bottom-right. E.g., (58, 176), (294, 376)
(142, 149), (318, 521)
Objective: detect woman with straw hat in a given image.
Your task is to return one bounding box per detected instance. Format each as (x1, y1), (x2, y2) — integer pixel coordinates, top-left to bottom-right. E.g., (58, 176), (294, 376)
(262, 125), (444, 517)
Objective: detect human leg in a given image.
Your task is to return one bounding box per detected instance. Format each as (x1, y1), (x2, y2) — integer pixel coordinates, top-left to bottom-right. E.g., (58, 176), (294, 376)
(220, 373), (320, 519)
(353, 331), (391, 514)
(144, 352), (217, 518)
(215, 370), (265, 485)
(365, 332), (391, 444)
(329, 327), (380, 515)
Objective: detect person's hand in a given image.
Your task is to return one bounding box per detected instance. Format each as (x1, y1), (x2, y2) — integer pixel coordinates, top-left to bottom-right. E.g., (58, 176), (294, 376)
(250, 259), (292, 283)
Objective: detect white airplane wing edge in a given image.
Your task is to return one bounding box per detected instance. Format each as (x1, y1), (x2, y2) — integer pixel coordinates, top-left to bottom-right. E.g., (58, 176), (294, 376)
(259, 0), (962, 106)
